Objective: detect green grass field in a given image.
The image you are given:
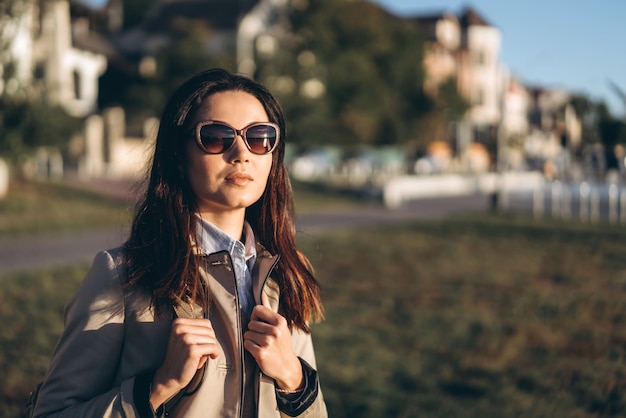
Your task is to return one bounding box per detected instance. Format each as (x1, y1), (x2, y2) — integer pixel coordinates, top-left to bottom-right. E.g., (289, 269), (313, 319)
(0, 179), (132, 237)
(1, 180), (625, 417)
(299, 217), (626, 417)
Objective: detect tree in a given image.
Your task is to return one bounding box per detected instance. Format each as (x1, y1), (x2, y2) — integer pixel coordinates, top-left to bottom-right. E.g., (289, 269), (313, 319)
(99, 17), (236, 130)
(569, 91), (626, 171)
(0, 0), (82, 165)
(153, 19), (236, 102)
(569, 94), (599, 144)
(0, 97), (82, 164)
(608, 80), (626, 118)
(255, 0), (434, 150)
(0, 0), (28, 96)
(414, 78), (469, 156)
(122, 0), (152, 30)
(596, 103), (625, 170)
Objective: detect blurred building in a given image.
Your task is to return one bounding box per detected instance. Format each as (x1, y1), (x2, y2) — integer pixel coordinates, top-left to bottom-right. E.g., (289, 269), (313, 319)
(414, 6), (580, 175)
(416, 8), (510, 139)
(1, 0), (108, 117)
(0, 0), (281, 178)
(525, 87), (582, 177)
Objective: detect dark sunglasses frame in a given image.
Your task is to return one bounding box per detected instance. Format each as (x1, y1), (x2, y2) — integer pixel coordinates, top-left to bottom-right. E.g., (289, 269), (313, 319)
(191, 120), (280, 155)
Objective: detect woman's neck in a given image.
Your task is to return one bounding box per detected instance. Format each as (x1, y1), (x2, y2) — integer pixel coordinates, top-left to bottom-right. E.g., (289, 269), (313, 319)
(197, 210), (246, 241)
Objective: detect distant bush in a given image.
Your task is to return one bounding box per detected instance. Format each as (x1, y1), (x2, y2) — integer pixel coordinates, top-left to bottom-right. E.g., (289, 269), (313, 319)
(0, 98), (81, 165)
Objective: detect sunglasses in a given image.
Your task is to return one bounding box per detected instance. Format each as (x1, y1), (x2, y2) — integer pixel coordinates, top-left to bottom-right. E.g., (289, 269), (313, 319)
(191, 121), (280, 155)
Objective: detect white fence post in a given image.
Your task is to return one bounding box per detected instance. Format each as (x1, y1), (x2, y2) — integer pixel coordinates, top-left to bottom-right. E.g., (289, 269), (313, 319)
(579, 182), (590, 222)
(619, 188), (626, 225)
(533, 186), (544, 219)
(561, 184), (572, 220)
(0, 158), (8, 199)
(551, 181), (561, 219)
(590, 186), (601, 224)
(609, 184), (619, 224)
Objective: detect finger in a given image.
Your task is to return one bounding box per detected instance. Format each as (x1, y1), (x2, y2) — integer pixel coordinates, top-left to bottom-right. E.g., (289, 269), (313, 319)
(173, 318), (214, 330)
(181, 333), (218, 347)
(198, 356), (208, 369)
(262, 291), (271, 309)
(243, 338), (268, 360)
(250, 303), (272, 323)
(188, 341), (221, 362)
(197, 348), (220, 367)
(246, 320), (274, 335)
(244, 328), (269, 345)
(172, 321), (215, 337)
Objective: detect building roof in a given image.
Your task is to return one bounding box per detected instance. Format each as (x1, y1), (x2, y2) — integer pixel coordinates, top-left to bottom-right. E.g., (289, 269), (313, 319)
(411, 12), (459, 41)
(459, 7), (493, 28)
(69, 3), (130, 69)
(412, 12), (448, 25)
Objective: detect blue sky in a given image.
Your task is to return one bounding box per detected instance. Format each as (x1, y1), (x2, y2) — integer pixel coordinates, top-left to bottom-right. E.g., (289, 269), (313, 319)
(80, 0), (626, 116)
(372, 0), (626, 116)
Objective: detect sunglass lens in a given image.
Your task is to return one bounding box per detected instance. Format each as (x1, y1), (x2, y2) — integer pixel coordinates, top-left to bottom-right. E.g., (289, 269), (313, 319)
(199, 124), (235, 153)
(246, 125), (277, 154)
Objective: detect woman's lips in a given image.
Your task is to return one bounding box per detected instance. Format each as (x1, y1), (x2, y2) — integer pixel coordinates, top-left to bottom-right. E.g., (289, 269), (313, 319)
(225, 173), (253, 186)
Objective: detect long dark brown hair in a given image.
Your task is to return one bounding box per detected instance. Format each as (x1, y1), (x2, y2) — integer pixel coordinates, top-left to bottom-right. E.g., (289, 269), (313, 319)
(124, 69), (323, 331)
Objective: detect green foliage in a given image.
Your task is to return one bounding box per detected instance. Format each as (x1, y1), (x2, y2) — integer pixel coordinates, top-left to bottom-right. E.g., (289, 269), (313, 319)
(598, 118), (625, 169)
(99, 18), (236, 125)
(256, 0), (433, 149)
(122, 0), (152, 29)
(152, 19), (236, 103)
(569, 93), (626, 158)
(414, 78), (470, 153)
(570, 95), (626, 169)
(608, 80), (626, 116)
(569, 93), (601, 147)
(0, 97), (81, 164)
(437, 78), (470, 125)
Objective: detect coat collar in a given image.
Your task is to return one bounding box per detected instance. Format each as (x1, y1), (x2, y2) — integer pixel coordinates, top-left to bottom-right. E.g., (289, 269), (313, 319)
(176, 242), (280, 319)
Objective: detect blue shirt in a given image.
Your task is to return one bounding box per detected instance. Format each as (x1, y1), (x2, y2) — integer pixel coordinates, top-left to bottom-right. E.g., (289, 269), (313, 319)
(195, 217), (257, 317)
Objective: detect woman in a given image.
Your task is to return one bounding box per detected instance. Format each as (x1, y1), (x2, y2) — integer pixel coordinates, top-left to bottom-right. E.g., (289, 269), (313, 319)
(32, 68), (327, 417)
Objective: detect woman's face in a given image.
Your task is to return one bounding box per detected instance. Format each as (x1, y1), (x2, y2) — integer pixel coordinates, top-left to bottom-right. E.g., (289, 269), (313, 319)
(184, 90), (274, 217)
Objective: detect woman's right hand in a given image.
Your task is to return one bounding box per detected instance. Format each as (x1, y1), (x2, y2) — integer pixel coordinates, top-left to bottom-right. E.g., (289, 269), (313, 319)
(150, 318), (220, 408)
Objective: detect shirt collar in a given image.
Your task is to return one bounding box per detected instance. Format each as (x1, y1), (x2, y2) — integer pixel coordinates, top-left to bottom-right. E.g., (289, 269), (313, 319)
(195, 215), (257, 260)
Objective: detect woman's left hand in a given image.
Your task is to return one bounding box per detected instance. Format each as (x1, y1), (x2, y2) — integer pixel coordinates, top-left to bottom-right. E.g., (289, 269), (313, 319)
(244, 293), (303, 391)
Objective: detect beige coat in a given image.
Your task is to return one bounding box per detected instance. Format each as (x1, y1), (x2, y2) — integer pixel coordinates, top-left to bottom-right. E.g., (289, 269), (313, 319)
(33, 247), (327, 418)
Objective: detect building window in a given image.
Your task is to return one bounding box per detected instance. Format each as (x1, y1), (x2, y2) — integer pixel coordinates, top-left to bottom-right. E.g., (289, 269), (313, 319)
(73, 70), (81, 99)
(34, 64), (45, 80)
(474, 88), (484, 105)
(473, 49), (486, 66)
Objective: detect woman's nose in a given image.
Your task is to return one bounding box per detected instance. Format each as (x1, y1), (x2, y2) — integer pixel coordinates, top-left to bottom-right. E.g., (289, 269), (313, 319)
(228, 135), (251, 162)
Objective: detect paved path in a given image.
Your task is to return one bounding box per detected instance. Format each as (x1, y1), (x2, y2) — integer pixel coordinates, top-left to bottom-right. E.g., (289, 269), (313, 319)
(0, 195), (491, 275)
(0, 228), (129, 275)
